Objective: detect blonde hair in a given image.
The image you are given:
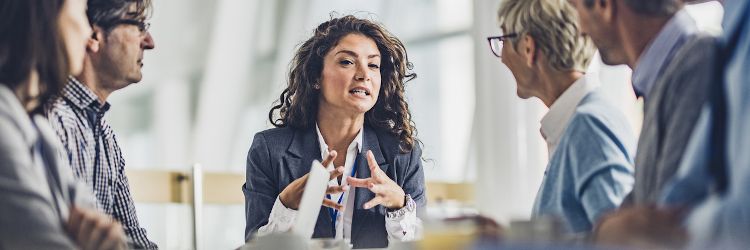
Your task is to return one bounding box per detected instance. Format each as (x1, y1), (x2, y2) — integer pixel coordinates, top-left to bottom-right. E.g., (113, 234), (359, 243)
(497, 0), (595, 72)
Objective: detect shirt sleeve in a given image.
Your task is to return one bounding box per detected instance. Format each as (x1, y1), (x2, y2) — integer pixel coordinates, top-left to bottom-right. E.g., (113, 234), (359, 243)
(256, 197), (298, 236)
(111, 142), (158, 249)
(384, 143), (427, 242)
(579, 168), (634, 224)
(566, 110), (635, 227)
(384, 197), (422, 241)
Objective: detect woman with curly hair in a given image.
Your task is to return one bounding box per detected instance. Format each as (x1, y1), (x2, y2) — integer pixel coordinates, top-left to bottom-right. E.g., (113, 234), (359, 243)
(242, 15), (425, 248)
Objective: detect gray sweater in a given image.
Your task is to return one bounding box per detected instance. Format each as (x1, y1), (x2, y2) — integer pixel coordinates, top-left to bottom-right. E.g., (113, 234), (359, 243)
(0, 84), (96, 249)
(628, 34), (719, 205)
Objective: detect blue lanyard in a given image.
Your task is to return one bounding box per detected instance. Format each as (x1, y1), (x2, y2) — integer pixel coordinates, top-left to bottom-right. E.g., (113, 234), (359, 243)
(326, 156), (358, 232)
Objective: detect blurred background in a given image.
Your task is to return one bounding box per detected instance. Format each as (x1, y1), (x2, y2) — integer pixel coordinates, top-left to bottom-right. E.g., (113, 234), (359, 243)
(106, 0), (724, 248)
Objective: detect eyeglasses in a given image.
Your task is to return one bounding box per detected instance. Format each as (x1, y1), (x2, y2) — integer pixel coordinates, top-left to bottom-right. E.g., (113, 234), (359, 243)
(105, 19), (151, 34)
(487, 33), (518, 58)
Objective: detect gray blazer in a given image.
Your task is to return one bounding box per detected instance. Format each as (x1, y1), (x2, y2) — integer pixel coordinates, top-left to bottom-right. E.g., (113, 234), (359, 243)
(629, 34), (718, 205)
(243, 125), (426, 249)
(0, 85), (96, 249)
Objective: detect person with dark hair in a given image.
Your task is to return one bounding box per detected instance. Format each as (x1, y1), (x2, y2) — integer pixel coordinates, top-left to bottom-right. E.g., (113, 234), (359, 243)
(243, 15), (425, 249)
(44, 0), (157, 248)
(567, 0), (719, 248)
(0, 0), (128, 249)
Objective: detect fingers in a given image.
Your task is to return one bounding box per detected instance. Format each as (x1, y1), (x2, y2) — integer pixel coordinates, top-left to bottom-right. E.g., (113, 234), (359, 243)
(366, 150), (383, 181)
(368, 183), (385, 194)
(366, 150), (378, 172)
(67, 206), (84, 237)
(68, 207), (126, 250)
(77, 209), (97, 248)
(329, 166), (345, 180)
(363, 196), (383, 209)
(326, 185), (349, 194)
(96, 221), (127, 250)
(321, 150), (338, 167)
(346, 176), (371, 188)
(99, 222), (126, 250)
(322, 198), (344, 211)
(85, 219), (108, 250)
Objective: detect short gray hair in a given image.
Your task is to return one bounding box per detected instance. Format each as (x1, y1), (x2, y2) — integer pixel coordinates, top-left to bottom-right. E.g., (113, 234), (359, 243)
(498, 0), (595, 72)
(87, 0), (152, 31)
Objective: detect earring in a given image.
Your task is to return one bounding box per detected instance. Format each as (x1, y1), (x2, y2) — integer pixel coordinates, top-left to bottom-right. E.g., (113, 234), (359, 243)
(313, 82), (321, 89)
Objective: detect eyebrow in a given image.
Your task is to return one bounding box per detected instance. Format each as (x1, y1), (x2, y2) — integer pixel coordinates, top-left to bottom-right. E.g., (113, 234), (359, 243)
(335, 50), (381, 59)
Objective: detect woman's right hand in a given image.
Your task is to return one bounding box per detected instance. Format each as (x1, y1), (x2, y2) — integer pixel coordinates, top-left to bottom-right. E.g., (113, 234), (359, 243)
(279, 150), (349, 210)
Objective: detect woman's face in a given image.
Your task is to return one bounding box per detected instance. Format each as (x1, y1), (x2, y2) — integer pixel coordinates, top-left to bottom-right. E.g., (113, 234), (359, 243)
(318, 33), (382, 116)
(58, 0), (91, 75)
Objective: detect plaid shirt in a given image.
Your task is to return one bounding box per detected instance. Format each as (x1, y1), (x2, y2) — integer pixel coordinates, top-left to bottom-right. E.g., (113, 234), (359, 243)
(46, 77), (157, 249)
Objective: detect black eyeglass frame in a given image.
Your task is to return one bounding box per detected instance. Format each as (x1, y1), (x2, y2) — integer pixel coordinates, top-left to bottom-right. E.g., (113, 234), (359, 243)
(101, 19), (151, 33)
(486, 33), (519, 58)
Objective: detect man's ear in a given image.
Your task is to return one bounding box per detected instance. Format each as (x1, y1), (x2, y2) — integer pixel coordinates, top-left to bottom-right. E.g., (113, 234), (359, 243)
(596, 0), (616, 25)
(86, 25), (105, 53)
(522, 35), (536, 67)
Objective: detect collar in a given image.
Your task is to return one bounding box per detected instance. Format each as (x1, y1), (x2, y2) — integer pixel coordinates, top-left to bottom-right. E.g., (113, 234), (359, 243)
(63, 77), (110, 113)
(632, 9), (698, 98)
(540, 73), (599, 156)
(315, 123), (364, 160)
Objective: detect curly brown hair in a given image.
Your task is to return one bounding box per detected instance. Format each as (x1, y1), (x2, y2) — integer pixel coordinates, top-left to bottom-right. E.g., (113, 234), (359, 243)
(269, 15), (419, 152)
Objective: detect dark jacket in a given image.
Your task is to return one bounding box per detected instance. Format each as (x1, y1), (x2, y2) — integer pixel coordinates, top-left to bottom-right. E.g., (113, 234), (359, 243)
(243, 125), (426, 249)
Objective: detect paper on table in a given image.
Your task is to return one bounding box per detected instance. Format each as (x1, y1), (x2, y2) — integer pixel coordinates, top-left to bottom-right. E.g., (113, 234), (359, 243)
(291, 160), (329, 239)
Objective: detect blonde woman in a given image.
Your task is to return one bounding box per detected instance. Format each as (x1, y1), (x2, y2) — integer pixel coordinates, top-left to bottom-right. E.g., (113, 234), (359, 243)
(490, 0), (635, 234)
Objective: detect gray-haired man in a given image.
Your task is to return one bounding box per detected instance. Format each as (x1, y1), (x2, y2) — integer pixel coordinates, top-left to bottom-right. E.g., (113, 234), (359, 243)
(46, 0), (158, 248)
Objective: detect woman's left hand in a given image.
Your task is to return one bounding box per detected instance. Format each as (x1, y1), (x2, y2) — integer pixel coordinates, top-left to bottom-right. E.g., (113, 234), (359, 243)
(347, 150), (406, 210)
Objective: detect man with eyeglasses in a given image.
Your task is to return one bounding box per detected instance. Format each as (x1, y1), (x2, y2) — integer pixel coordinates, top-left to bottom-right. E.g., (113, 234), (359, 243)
(46, 0), (157, 248)
(490, 0), (635, 235)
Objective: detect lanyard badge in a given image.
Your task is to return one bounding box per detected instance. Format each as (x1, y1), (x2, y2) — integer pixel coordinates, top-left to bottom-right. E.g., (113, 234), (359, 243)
(326, 156), (359, 231)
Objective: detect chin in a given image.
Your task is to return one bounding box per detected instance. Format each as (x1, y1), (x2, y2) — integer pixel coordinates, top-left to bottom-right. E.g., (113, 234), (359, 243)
(352, 102), (375, 114)
(516, 88), (532, 99)
(128, 74), (144, 83)
(517, 94), (532, 100)
(599, 51), (625, 66)
(599, 55), (617, 66)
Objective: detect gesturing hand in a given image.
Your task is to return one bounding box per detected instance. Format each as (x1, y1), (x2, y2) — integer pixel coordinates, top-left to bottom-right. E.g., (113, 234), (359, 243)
(279, 150), (349, 210)
(347, 150), (406, 210)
